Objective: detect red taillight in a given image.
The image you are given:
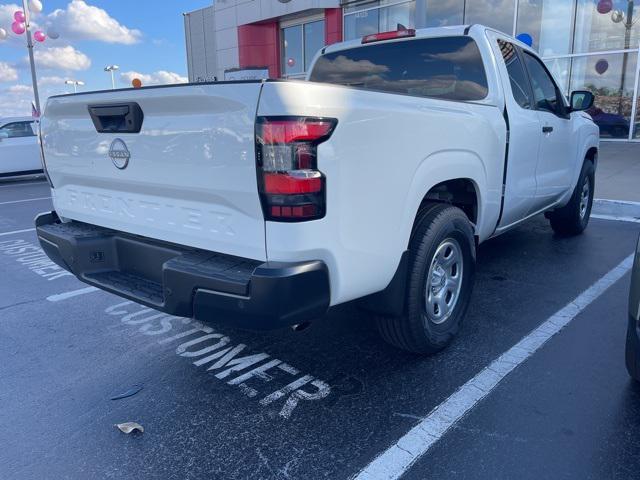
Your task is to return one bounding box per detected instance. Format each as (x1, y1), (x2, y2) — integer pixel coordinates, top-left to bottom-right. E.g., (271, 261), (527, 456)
(264, 172), (322, 194)
(362, 28), (416, 44)
(256, 117), (337, 222)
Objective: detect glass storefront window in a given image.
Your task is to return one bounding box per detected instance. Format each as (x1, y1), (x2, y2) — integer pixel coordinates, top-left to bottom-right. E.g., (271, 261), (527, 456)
(574, 0), (640, 53)
(465, 0), (515, 36)
(516, 0), (575, 56)
(282, 25), (304, 76)
(344, 0), (414, 40)
(379, 2), (415, 31)
(570, 52), (638, 138)
(282, 19), (325, 76)
(419, 0), (464, 27)
(304, 20), (325, 71)
(544, 57), (572, 94)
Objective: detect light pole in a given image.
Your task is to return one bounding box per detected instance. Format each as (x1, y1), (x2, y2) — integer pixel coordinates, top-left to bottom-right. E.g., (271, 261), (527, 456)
(22, 0), (40, 116)
(64, 79), (85, 93)
(104, 65), (119, 89)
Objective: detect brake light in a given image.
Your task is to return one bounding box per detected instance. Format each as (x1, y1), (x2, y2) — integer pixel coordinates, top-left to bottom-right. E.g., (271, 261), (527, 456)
(362, 28), (416, 44)
(256, 116), (337, 221)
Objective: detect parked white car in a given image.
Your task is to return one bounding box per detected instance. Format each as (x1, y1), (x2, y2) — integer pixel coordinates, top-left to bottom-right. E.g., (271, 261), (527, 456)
(36, 25), (599, 354)
(0, 116), (42, 177)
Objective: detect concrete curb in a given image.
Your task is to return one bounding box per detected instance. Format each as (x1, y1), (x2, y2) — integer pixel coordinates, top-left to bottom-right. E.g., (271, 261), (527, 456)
(592, 199), (640, 223)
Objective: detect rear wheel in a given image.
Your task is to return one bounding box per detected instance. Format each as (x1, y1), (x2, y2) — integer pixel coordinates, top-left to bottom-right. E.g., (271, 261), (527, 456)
(626, 319), (640, 382)
(547, 160), (594, 236)
(376, 203), (476, 354)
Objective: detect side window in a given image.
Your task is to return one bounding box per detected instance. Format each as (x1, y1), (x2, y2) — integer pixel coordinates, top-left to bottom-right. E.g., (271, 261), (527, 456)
(522, 52), (564, 116)
(0, 121), (36, 138)
(497, 40), (532, 109)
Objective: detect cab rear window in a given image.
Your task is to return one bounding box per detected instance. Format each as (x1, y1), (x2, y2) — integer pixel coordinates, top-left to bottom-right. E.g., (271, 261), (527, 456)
(309, 36), (489, 102)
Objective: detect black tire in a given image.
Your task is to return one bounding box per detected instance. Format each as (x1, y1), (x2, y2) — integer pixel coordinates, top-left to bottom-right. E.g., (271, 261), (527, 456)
(376, 203), (476, 354)
(626, 320), (640, 382)
(548, 160), (594, 236)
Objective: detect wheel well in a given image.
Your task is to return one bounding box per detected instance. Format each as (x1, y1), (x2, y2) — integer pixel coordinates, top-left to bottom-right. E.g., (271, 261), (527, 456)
(419, 179), (478, 226)
(586, 147), (598, 167)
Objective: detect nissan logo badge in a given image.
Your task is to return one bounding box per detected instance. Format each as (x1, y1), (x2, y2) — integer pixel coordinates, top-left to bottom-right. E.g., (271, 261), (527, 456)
(108, 138), (130, 169)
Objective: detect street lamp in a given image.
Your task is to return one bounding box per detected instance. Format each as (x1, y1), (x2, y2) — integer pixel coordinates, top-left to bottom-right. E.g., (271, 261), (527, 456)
(104, 65), (119, 89)
(64, 79), (85, 93)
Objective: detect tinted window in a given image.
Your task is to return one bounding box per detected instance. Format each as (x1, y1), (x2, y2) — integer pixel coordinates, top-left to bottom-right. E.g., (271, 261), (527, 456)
(309, 36), (489, 102)
(0, 121), (35, 138)
(523, 52), (564, 115)
(497, 40), (532, 109)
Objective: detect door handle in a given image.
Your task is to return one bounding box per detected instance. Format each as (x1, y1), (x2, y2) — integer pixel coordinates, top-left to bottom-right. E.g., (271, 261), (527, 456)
(542, 126), (554, 133)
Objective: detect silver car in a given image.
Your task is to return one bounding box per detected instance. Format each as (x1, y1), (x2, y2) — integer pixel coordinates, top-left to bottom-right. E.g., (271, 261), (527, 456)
(626, 235), (640, 381)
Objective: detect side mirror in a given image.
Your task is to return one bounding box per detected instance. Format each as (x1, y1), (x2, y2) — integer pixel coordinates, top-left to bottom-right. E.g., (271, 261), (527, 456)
(570, 90), (595, 112)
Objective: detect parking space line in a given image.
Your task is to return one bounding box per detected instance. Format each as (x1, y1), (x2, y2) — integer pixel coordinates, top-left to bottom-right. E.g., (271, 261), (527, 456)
(0, 228), (36, 237)
(0, 197), (51, 206)
(592, 214), (640, 224)
(47, 286), (100, 302)
(595, 198), (640, 206)
(353, 253), (634, 480)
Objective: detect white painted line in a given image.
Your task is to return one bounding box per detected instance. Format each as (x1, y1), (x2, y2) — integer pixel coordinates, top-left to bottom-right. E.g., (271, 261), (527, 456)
(0, 196), (50, 205)
(353, 253), (634, 480)
(0, 227), (36, 237)
(595, 198), (640, 207)
(592, 214), (640, 224)
(47, 286), (99, 302)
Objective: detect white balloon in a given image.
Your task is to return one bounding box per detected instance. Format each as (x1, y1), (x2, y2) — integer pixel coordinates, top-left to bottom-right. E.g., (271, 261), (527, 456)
(47, 27), (59, 39)
(0, 28), (7, 40)
(28, 0), (43, 13)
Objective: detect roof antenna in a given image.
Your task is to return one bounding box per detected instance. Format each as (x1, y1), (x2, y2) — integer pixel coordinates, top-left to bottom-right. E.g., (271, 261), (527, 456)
(397, 23), (407, 31)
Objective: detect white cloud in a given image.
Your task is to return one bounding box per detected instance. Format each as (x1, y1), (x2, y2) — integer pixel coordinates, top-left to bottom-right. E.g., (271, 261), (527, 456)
(0, 84), (35, 117)
(7, 84), (31, 94)
(0, 62), (19, 82)
(39, 75), (67, 85)
(120, 70), (188, 86)
(33, 45), (91, 71)
(47, 0), (142, 44)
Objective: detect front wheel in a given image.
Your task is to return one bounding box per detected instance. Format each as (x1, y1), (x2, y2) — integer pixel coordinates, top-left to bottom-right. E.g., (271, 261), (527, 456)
(547, 160), (595, 236)
(376, 203), (476, 354)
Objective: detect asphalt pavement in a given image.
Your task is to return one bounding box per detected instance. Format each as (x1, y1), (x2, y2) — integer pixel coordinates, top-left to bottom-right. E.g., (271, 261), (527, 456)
(1, 176), (639, 480)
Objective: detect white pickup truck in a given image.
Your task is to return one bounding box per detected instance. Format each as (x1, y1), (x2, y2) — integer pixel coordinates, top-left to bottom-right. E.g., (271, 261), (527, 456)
(36, 25), (599, 354)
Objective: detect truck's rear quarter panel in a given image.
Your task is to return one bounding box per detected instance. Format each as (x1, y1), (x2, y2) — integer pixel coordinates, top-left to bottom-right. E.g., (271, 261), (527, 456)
(259, 80), (505, 305)
(41, 83), (267, 261)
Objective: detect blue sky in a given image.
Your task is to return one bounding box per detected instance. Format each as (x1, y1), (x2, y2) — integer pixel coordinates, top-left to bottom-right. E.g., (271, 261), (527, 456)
(0, 0), (212, 116)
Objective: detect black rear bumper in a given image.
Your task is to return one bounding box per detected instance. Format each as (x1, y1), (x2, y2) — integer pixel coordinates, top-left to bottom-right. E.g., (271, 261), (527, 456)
(35, 212), (330, 329)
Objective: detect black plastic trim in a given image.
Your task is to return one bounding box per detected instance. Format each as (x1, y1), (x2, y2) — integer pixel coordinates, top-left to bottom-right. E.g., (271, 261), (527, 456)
(359, 250), (409, 317)
(494, 106), (510, 232)
(0, 169), (43, 178)
(35, 212), (330, 330)
(88, 102), (144, 133)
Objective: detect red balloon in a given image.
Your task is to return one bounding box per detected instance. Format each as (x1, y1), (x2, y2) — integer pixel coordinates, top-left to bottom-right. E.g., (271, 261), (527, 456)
(595, 59), (609, 74)
(597, 0), (613, 14)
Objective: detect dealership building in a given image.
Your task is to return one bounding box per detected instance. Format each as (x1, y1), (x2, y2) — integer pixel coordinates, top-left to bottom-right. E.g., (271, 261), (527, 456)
(184, 0), (640, 141)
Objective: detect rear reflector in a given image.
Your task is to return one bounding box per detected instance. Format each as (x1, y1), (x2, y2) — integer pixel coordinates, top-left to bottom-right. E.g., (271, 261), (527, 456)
(362, 28), (416, 44)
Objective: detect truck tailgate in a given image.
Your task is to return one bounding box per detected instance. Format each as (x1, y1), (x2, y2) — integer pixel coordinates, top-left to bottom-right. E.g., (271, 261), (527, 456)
(41, 82), (267, 261)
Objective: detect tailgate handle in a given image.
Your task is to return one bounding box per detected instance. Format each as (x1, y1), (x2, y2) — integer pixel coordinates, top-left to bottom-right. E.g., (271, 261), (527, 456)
(88, 103), (144, 133)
